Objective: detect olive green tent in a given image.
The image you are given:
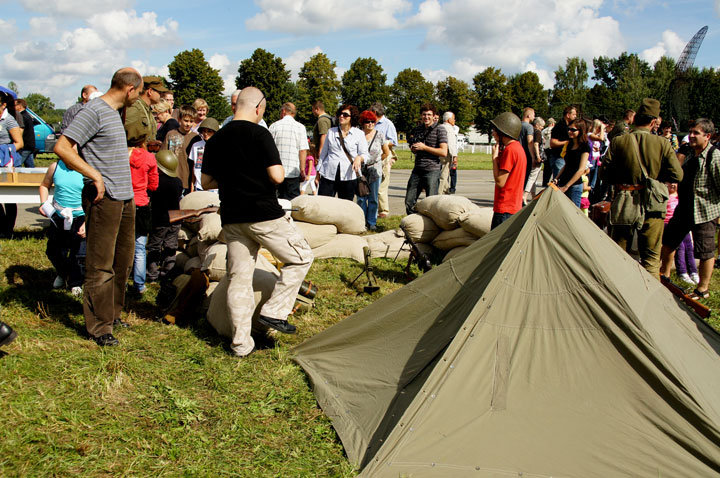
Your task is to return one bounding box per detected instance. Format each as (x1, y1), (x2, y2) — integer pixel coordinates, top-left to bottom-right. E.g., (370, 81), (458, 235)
(293, 187), (720, 477)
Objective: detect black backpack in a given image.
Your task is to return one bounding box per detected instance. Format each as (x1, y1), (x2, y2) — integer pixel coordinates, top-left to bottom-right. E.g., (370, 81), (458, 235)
(321, 113), (338, 128)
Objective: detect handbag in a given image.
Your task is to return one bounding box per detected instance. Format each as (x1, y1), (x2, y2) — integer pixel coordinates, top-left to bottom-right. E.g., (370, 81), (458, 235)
(631, 134), (669, 216)
(356, 175), (370, 197)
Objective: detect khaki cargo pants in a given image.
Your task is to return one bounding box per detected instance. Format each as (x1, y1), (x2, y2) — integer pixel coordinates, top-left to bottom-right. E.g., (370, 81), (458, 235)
(378, 150), (397, 215)
(223, 216), (313, 356)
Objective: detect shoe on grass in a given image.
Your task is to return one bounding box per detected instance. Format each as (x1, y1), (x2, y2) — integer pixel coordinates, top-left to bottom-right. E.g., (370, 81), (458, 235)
(52, 275), (66, 289)
(258, 315), (297, 334)
(690, 272), (700, 284)
(688, 288), (710, 300)
(93, 333), (119, 346)
(678, 273), (694, 284)
(0, 321), (18, 347)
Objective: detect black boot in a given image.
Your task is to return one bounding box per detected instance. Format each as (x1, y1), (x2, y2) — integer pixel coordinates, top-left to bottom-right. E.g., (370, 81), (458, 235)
(0, 321), (18, 347)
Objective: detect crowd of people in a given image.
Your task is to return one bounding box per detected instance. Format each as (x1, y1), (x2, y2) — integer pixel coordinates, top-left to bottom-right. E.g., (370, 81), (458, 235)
(0, 67), (718, 353)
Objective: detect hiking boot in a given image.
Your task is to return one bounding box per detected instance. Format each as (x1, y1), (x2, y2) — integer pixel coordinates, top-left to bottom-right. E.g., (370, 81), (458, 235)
(93, 333), (119, 346)
(258, 315), (297, 334)
(0, 321), (18, 347)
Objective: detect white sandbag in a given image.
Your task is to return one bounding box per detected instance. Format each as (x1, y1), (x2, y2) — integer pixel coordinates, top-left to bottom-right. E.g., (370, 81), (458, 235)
(200, 242), (228, 282)
(312, 234), (368, 262)
(399, 213), (441, 243)
(291, 195), (365, 234)
(184, 255), (202, 273)
(197, 213), (223, 243)
(206, 269), (278, 338)
(415, 195), (480, 230)
(432, 228), (479, 250)
(174, 252), (191, 271)
(458, 207), (494, 238)
(442, 246), (468, 263)
(365, 229), (410, 260)
(179, 191), (220, 210)
(197, 239), (212, 258)
(295, 221), (338, 249)
(178, 226), (193, 242)
(186, 236), (199, 257)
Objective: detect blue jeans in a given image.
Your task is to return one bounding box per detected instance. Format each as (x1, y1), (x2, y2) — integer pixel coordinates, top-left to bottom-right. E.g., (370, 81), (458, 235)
(404, 169), (441, 215)
(133, 234), (148, 292)
(17, 150), (34, 167)
(357, 176), (382, 228)
(491, 212), (512, 229)
(551, 154), (565, 179)
(565, 183), (583, 207)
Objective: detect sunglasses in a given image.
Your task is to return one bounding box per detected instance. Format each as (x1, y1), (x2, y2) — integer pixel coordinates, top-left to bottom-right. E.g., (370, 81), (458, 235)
(256, 94), (265, 109)
(567, 127), (579, 132)
(338, 112), (351, 118)
(362, 121), (375, 125)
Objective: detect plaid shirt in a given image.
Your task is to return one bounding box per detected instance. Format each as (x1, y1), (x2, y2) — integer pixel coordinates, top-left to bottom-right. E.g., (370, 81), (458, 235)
(689, 142), (720, 224)
(268, 115), (309, 178)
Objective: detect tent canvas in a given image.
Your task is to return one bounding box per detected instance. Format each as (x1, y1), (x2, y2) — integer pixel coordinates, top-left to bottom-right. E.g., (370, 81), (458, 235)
(293, 187), (720, 477)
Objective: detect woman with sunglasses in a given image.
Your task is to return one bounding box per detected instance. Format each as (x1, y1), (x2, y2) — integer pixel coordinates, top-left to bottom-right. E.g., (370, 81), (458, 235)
(554, 118), (590, 207)
(316, 104), (368, 201)
(357, 110), (390, 230)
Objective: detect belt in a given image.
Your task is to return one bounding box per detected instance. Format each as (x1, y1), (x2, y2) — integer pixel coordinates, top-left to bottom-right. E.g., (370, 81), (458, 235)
(616, 184), (645, 191)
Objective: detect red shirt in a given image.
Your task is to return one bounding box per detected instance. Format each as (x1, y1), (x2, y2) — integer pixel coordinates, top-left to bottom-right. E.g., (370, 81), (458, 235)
(129, 148), (159, 207)
(493, 141), (526, 214)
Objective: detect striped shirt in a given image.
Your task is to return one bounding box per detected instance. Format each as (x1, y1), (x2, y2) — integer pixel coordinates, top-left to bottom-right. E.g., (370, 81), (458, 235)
(687, 142), (720, 224)
(268, 115), (309, 178)
(63, 98), (133, 200)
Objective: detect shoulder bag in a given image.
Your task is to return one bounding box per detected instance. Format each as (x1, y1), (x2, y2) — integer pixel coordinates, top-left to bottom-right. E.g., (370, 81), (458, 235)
(338, 128), (370, 197)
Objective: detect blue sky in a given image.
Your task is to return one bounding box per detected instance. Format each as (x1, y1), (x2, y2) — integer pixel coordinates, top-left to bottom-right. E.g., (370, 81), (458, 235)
(1, 0), (718, 109)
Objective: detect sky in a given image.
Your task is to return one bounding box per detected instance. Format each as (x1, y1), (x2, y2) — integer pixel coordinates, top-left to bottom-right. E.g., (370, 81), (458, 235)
(0, 0), (718, 109)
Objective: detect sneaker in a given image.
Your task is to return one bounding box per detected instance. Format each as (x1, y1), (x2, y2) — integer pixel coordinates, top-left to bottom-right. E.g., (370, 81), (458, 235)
(690, 272), (700, 284)
(257, 315), (297, 334)
(93, 333), (119, 346)
(678, 273), (694, 284)
(378, 213), (388, 218)
(0, 321), (18, 347)
(52, 275), (66, 289)
(70, 286), (83, 297)
(113, 318), (131, 329)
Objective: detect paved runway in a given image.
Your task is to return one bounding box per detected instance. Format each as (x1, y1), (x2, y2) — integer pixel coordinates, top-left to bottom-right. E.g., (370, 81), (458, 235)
(14, 169), (500, 230)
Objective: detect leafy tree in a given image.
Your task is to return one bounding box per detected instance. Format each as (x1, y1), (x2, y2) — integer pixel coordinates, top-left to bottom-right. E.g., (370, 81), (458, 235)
(340, 57), (389, 112)
(236, 48), (291, 124)
(593, 53), (652, 90)
(647, 56), (676, 113)
(615, 55), (651, 115)
(472, 67), (510, 137)
(585, 83), (621, 119)
(296, 53), (341, 126)
(168, 49), (231, 120)
(24, 93), (62, 124)
(687, 67), (720, 126)
(434, 76), (474, 132)
(7, 81), (19, 95)
(507, 71), (547, 118)
(388, 68), (435, 135)
(550, 57), (588, 117)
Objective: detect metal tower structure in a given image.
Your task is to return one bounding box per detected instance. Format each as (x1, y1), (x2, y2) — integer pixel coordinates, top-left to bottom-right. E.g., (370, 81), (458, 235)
(670, 26), (708, 129)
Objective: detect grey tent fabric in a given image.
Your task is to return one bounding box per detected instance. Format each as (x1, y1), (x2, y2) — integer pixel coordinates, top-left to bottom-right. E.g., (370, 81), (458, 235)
(293, 187), (720, 477)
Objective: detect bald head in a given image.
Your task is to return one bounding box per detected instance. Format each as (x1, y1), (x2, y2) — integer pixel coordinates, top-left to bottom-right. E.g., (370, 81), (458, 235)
(234, 86), (265, 123)
(81, 85), (98, 103)
(110, 68), (142, 91)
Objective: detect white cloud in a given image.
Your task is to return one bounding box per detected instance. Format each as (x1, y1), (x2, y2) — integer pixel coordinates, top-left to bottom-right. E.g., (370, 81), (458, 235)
(87, 10), (179, 47)
(283, 46), (323, 81)
(423, 68), (450, 83)
(208, 54), (239, 95)
(523, 61), (553, 89)
(29, 17), (58, 36)
(641, 30), (686, 65)
(334, 66), (346, 79)
(0, 19), (17, 41)
(18, 0), (134, 17)
(247, 0), (411, 34)
(129, 60), (169, 78)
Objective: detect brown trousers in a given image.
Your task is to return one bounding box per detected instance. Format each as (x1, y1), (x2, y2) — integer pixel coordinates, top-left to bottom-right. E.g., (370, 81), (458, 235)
(611, 216), (664, 278)
(82, 187), (135, 337)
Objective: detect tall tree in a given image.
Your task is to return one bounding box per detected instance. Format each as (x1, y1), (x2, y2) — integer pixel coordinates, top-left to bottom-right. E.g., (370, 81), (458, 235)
(388, 68), (434, 135)
(472, 67), (510, 137)
(507, 71), (547, 118)
(7, 81), (19, 96)
(168, 49), (231, 120)
(296, 53), (340, 125)
(236, 48), (291, 124)
(434, 76), (474, 132)
(647, 56), (676, 113)
(25, 93), (63, 124)
(550, 57), (588, 117)
(615, 55), (651, 115)
(340, 57), (389, 112)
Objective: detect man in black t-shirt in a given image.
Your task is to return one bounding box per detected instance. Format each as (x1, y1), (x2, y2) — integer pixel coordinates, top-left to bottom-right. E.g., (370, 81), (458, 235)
(548, 105), (577, 181)
(14, 99), (36, 167)
(201, 87), (313, 358)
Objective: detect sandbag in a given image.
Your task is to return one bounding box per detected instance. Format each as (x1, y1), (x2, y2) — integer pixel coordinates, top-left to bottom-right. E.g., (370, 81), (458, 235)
(186, 236), (199, 257)
(291, 195), (365, 234)
(295, 221), (338, 249)
(415, 195), (480, 230)
(442, 246), (468, 263)
(197, 239), (212, 258)
(197, 213), (223, 243)
(458, 207), (493, 238)
(206, 269), (278, 338)
(365, 229), (410, 260)
(178, 226), (193, 242)
(174, 252), (191, 271)
(179, 190), (220, 210)
(399, 213), (440, 243)
(201, 242), (228, 281)
(184, 255), (202, 273)
(431, 228), (479, 250)
(312, 234), (368, 262)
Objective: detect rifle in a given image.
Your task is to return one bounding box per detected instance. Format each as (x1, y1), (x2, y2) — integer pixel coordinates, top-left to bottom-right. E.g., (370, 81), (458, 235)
(168, 206), (219, 224)
(398, 224), (432, 276)
(660, 275), (711, 319)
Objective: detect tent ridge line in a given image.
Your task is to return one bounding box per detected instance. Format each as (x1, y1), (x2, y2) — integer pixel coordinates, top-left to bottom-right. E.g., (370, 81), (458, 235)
(381, 461), (558, 477)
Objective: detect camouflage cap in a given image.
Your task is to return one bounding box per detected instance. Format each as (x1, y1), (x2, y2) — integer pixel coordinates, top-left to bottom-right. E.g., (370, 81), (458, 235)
(143, 76), (169, 93)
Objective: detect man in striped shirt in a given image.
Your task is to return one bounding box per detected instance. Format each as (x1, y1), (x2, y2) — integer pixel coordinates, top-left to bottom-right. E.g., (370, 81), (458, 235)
(54, 67), (142, 346)
(268, 102), (309, 200)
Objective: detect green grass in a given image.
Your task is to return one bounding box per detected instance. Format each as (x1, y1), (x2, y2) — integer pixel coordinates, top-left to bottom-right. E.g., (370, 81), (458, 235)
(393, 149), (492, 170)
(33, 153), (58, 168)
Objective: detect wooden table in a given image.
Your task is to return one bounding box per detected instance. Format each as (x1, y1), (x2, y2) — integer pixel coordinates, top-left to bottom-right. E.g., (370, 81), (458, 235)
(0, 168), (52, 203)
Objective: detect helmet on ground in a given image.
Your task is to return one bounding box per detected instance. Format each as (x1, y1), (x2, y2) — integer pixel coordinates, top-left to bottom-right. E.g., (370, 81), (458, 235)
(156, 149), (179, 177)
(490, 112), (522, 140)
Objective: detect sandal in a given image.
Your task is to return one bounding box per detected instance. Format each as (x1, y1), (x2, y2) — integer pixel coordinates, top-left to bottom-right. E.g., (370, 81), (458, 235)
(689, 288), (710, 300)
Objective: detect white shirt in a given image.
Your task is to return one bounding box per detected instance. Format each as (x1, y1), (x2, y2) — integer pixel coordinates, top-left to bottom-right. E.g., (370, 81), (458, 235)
(375, 116), (398, 147)
(318, 127), (369, 181)
(268, 115), (309, 178)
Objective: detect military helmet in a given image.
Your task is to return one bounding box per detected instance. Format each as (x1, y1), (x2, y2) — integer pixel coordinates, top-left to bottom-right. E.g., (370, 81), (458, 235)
(156, 149), (179, 177)
(490, 112), (522, 140)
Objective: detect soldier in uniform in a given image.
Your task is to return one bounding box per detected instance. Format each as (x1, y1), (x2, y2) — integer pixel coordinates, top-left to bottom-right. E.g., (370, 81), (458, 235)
(124, 76), (167, 149)
(601, 98), (683, 278)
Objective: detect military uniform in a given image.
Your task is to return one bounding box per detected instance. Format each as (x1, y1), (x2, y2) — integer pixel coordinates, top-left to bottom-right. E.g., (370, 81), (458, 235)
(602, 128), (683, 276)
(124, 99), (156, 143)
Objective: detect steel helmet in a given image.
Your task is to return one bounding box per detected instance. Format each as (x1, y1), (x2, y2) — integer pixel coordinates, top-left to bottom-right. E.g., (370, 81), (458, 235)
(155, 149), (179, 177)
(490, 112), (522, 140)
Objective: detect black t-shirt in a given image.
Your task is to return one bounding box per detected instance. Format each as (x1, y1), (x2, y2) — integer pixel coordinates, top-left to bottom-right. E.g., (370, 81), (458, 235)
(19, 110), (36, 151)
(151, 171), (183, 227)
(557, 142), (591, 187)
(550, 119), (570, 155)
(202, 120), (284, 225)
(157, 118), (179, 143)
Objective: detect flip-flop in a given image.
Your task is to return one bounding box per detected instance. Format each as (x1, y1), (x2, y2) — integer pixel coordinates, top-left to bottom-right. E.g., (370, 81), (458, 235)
(689, 288), (710, 300)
